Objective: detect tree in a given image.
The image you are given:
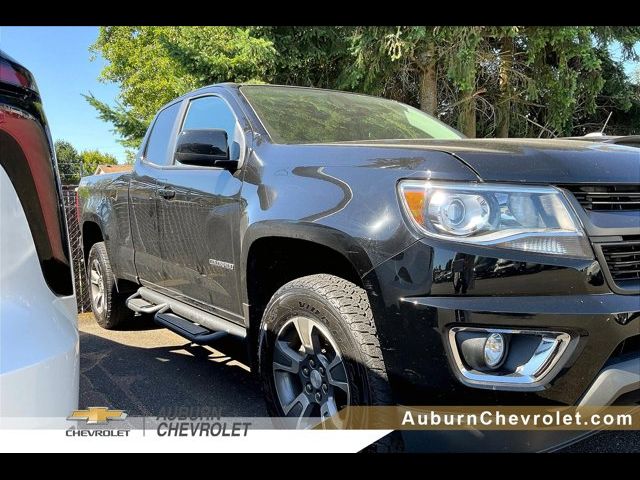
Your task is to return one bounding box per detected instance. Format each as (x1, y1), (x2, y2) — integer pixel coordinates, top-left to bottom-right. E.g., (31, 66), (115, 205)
(255, 26), (354, 89)
(90, 26), (640, 141)
(54, 140), (119, 184)
(347, 26), (640, 138)
(346, 26), (442, 111)
(165, 26), (275, 86)
(55, 140), (82, 184)
(346, 27), (498, 136)
(124, 150), (137, 165)
(445, 27), (483, 137)
(567, 49), (638, 135)
(491, 28), (518, 137)
(79, 149), (118, 176)
(87, 26), (276, 150)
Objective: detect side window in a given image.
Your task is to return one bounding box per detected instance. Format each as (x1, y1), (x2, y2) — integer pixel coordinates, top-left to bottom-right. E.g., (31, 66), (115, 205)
(181, 96), (237, 153)
(144, 102), (181, 166)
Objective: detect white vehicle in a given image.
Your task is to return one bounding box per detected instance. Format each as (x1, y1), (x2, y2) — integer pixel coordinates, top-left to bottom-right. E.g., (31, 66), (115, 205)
(0, 51), (78, 417)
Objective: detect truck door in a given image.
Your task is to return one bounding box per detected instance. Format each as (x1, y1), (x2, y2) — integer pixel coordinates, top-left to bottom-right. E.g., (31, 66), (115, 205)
(155, 94), (244, 321)
(129, 101), (182, 286)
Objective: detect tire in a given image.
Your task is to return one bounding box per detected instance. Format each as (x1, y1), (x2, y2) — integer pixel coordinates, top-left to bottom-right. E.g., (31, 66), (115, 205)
(258, 274), (393, 424)
(87, 242), (130, 329)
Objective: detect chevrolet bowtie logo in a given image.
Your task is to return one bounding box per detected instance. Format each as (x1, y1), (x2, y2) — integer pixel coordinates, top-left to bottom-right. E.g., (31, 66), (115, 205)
(68, 407), (127, 424)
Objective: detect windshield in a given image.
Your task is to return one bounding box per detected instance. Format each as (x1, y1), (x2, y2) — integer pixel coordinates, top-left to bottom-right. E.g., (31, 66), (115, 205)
(240, 85), (463, 144)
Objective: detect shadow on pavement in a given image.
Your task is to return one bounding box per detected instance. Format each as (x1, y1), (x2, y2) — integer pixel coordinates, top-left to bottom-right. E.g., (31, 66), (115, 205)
(79, 326), (266, 418)
(111, 313), (161, 332)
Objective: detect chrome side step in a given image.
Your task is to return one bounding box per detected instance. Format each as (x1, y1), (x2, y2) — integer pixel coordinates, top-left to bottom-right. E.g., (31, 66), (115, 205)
(154, 312), (228, 344)
(126, 292), (169, 314)
(134, 286), (246, 339)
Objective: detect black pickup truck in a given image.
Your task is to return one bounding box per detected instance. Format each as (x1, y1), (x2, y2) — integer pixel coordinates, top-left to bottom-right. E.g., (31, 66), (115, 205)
(79, 84), (640, 420)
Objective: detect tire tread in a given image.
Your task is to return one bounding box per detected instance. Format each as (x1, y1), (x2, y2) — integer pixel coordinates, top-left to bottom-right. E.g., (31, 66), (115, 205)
(88, 242), (130, 329)
(269, 274), (392, 406)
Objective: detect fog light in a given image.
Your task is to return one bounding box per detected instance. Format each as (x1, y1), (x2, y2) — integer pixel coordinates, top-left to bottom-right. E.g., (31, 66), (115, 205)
(448, 326), (576, 390)
(484, 333), (506, 368)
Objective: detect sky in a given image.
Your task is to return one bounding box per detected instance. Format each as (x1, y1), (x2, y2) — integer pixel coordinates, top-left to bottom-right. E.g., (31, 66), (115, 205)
(0, 26), (638, 165)
(0, 26), (127, 163)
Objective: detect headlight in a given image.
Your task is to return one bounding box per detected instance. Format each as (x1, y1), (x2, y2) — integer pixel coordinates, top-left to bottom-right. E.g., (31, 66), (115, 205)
(398, 181), (592, 258)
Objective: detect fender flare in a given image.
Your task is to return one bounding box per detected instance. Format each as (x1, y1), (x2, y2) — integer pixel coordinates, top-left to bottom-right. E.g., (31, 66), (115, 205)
(80, 212), (106, 244)
(240, 220), (375, 302)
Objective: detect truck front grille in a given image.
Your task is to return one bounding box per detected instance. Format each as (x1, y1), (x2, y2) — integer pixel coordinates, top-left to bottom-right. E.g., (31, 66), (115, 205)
(601, 238), (640, 287)
(564, 185), (640, 211)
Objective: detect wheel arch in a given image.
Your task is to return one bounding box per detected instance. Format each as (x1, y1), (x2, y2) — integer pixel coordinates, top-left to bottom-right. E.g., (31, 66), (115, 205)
(80, 215), (104, 264)
(241, 222), (377, 365)
(241, 222), (374, 282)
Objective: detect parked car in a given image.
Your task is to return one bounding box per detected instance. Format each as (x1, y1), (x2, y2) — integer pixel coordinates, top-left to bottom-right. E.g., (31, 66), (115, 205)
(78, 84), (639, 422)
(0, 51), (79, 417)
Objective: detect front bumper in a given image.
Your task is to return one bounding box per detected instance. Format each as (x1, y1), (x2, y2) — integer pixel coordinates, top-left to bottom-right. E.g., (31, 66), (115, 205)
(363, 238), (640, 406)
(578, 355), (640, 406)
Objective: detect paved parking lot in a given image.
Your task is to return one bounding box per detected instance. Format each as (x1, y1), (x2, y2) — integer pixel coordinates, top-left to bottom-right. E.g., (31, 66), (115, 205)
(78, 313), (639, 452)
(79, 313), (266, 417)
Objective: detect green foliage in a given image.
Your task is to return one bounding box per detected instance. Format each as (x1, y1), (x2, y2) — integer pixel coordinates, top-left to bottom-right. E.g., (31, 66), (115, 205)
(124, 150), (137, 165)
(79, 149), (118, 176)
(254, 27), (354, 89)
(88, 26), (276, 149)
(521, 27), (603, 134)
(89, 26), (640, 141)
(342, 26), (401, 95)
(165, 27), (275, 85)
(344, 27), (448, 102)
(91, 27), (194, 124)
(84, 93), (148, 150)
(347, 26), (640, 137)
(55, 139), (118, 184)
(55, 140), (82, 184)
(584, 51), (640, 135)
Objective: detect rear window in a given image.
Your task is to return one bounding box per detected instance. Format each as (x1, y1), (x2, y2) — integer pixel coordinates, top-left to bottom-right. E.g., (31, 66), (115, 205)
(240, 85), (462, 144)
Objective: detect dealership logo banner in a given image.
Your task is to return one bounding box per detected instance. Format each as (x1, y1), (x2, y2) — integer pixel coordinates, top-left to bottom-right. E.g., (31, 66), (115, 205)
(320, 406), (640, 431)
(1, 405), (638, 452)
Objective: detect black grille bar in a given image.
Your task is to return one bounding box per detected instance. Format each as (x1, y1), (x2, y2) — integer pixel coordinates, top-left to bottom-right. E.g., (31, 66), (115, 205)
(563, 185), (640, 211)
(601, 240), (640, 285)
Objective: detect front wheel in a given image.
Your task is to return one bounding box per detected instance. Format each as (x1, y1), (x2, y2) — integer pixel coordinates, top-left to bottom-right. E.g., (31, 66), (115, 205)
(259, 274), (392, 426)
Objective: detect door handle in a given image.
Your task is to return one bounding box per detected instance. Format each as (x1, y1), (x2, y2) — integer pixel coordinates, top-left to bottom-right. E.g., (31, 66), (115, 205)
(157, 187), (176, 200)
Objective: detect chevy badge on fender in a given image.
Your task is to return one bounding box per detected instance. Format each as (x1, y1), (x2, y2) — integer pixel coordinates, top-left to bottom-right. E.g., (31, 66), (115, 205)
(209, 258), (234, 271)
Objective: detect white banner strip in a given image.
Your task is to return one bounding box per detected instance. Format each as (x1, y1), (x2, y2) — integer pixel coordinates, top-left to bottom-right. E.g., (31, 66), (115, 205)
(0, 429), (392, 453)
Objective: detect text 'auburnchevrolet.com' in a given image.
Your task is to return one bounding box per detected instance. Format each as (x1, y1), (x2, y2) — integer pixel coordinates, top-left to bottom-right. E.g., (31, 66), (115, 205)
(78, 83), (640, 419)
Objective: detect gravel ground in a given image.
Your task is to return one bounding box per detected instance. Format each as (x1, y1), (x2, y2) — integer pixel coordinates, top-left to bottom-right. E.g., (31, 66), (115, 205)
(78, 313), (639, 452)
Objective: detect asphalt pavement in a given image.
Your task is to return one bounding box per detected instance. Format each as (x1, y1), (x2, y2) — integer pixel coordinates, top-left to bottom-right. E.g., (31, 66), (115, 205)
(79, 312), (266, 418)
(78, 313), (639, 452)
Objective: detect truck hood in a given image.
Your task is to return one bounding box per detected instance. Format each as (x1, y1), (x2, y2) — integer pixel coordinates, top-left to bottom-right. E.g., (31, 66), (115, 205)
(344, 138), (640, 184)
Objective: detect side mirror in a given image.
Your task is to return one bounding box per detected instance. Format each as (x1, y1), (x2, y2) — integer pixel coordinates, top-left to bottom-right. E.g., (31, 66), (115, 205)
(174, 129), (237, 170)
